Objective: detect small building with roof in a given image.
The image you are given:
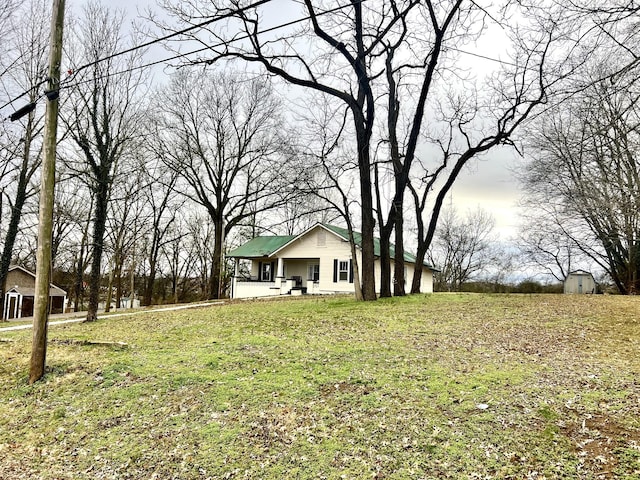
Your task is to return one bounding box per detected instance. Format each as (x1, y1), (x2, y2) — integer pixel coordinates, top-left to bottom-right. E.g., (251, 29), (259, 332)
(564, 270), (597, 294)
(226, 223), (436, 299)
(2, 266), (67, 320)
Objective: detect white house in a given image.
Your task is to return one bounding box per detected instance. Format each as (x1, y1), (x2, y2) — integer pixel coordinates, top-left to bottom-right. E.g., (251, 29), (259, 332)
(227, 223), (436, 299)
(564, 270), (596, 294)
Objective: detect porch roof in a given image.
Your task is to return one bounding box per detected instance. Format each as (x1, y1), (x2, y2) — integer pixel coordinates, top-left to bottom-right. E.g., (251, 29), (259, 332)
(227, 235), (295, 258)
(6, 285), (67, 297)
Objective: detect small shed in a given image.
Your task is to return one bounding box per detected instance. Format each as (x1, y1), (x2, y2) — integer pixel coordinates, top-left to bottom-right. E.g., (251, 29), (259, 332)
(2, 266), (67, 320)
(564, 270), (596, 294)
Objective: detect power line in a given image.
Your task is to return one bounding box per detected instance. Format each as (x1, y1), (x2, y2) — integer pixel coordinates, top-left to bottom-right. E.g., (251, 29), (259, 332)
(0, 78), (48, 112)
(4, 0), (521, 119)
(59, 0), (364, 91)
(60, 1), (519, 91)
(449, 47), (518, 68)
(1, 0), (275, 117)
(63, 0), (274, 82)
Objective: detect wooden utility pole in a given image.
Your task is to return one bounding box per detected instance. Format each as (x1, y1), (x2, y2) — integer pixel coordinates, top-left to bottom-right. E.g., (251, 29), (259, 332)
(30, 0), (66, 384)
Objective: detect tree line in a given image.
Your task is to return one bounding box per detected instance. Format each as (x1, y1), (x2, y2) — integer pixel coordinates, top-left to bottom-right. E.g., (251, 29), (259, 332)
(1, 0), (639, 323)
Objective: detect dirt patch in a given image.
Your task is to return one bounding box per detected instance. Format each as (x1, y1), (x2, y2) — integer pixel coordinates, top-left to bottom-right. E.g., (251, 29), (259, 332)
(319, 381), (371, 397)
(562, 413), (640, 479)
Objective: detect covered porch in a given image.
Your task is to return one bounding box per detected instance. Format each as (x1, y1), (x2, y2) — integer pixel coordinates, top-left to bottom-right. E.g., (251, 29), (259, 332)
(2, 286), (67, 320)
(230, 257), (321, 299)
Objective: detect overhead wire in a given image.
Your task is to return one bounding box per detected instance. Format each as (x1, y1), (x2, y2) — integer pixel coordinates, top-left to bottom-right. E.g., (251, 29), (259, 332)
(64, 0), (275, 82)
(0, 77), (48, 112)
(1, 0), (275, 118)
(59, 0), (520, 92)
(3, 0), (522, 120)
(58, 0), (368, 91)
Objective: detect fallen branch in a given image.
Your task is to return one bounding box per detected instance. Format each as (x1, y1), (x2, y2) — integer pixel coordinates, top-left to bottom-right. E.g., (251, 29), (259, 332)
(83, 340), (128, 348)
(50, 338), (128, 348)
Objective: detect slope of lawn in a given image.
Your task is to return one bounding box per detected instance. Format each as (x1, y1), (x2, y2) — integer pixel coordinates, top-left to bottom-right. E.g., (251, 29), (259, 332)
(0, 294), (638, 479)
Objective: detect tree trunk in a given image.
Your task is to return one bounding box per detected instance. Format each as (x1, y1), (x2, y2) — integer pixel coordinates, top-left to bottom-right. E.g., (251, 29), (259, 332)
(209, 217), (224, 299)
(115, 256), (123, 309)
(359, 189), (376, 300)
(411, 244), (427, 294)
(378, 232), (392, 298)
(0, 112), (35, 320)
(144, 262), (156, 306)
(354, 117), (376, 301)
(129, 244), (135, 309)
(86, 182), (109, 322)
(349, 238), (364, 301)
(172, 272), (179, 304)
(374, 163), (393, 298)
(73, 251), (85, 312)
(393, 209), (406, 296)
(105, 261), (115, 313)
(73, 197), (92, 312)
(143, 232), (160, 306)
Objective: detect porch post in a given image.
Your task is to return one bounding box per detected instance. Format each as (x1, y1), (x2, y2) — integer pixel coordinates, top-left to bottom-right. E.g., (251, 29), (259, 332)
(277, 258), (284, 278)
(17, 295), (22, 319)
(276, 258), (284, 292)
(231, 259), (239, 299)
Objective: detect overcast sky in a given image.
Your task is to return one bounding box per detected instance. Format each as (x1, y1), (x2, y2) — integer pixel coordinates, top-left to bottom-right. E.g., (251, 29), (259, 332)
(73, 0), (525, 241)
(452, 148), (523, 240)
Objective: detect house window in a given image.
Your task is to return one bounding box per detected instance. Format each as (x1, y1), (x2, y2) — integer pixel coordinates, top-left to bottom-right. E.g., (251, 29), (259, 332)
(333, 259), (353, 283)
(308, 264), (320, 282)
(338, 261), (349, 281)
(261, 263), (272, 281)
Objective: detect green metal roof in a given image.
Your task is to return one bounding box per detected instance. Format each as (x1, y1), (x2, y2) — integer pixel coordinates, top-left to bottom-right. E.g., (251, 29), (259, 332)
(227, 224), (436, 270)
(321, 224), (436, 269)
(226, 235), (295, 258)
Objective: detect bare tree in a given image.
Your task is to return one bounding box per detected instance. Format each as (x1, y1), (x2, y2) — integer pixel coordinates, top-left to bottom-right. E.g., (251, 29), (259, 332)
(156, 0), (418, 300)
(427, 206), (496, 291)
(54, 175), (95, 312)
(139, 160), (181, 306)
(555, 1), (640, 83)
(292, 94), (367, 299)
(103, 170), (145, 311)
(366, 0), (486, 298)
(156, 0), (584, 299)
(522, 59), (640, 294)
(150, 70), (297, 299)
(62, 1), (148, 321)
(161, 213), (213, 303)
(0, 0), (19, 46)
(0, 0), (49, 319)
(516, 212), (583, 283)
(401, 0), (588, 294)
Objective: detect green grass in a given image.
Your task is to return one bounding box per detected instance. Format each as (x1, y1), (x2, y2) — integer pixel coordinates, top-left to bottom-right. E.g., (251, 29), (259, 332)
(0, 294), (639, 479)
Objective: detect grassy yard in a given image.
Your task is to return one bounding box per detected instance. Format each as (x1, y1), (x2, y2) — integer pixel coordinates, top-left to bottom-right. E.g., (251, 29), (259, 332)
(0, 294), (638, 479)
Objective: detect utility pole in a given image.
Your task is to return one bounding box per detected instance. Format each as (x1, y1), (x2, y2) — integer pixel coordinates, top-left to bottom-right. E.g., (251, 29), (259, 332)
(30, 0), (66, 384)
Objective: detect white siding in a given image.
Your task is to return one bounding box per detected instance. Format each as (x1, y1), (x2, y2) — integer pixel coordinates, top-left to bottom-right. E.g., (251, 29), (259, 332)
(232, 225), (435, 298)
(374, 259), (434, 294)
(564, 273), (596, 294)
(277, 227), (354, 294)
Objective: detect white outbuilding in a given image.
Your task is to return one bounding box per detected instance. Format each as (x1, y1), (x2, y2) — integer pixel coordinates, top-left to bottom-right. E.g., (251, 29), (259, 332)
(564, 270), (596, 294)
